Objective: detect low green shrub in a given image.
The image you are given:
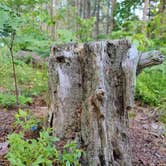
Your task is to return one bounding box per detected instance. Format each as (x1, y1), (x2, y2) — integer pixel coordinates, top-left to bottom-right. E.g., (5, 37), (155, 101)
(6, 110), (83, 166)
(7, 130), (59, 166)
(7, 131), (82, 166)
(0, 93), (32, 107)
(136, 61), (166, 106)
(135, 55), (166, 127)
(62, 141), (82, 166)
(109, 30), (131, 39)
(15, 109), (40, 131)
(76, 16), (96, 42)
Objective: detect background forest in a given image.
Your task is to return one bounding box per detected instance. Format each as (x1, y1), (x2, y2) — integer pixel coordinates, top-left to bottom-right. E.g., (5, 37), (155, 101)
(0, 0), (166, 165)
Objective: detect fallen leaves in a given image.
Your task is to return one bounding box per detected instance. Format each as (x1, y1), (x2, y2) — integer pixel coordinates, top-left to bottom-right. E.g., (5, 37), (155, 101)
(129, 105), (166, 166)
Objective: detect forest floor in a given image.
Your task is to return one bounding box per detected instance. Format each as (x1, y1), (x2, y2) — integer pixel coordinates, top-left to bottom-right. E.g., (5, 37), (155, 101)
(129, 103), (166, 166)
(0, 100), (166, 166)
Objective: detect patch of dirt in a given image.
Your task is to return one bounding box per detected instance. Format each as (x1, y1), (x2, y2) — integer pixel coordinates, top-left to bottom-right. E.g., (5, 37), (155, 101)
(0, 109), (17, 166)
(129, 105), (166, 166)
(32, 95), (47, 107)
(0, 109), (18, 142)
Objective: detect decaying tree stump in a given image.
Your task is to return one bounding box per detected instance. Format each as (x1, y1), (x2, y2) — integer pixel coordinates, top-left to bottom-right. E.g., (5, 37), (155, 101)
(48, 40), (164, 166)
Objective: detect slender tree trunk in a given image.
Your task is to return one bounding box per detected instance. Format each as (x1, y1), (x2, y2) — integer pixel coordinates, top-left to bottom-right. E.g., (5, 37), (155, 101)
(49, 0), (56, 39)
(92, 0), (97, 17)
(48, 39), (164, 165)
(106, 0), (110, 34)
(79, 0), (83, 17)
(83, 0), (91, 18)
(10, 32), (19, 105)
(92, 0), (97, 38)
(83, 0), (86, 18)
(142, 0), (149, 33)
(75, 0), (79, 32)
(95, 0), (100, 38)
(110, 0), (115, 34)
(87, 0), (91, 18)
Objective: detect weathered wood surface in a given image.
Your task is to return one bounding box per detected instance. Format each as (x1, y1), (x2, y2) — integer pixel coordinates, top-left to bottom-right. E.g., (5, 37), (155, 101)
(48, 40), (164, 166)
(137, 50), (164, 74)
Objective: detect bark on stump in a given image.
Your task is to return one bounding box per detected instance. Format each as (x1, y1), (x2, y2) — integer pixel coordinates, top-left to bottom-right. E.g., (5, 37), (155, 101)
(48, 40), (164, 166)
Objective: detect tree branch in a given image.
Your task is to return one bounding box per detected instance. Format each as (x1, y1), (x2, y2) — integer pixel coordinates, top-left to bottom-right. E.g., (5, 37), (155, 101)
(137, 50), (165, 74)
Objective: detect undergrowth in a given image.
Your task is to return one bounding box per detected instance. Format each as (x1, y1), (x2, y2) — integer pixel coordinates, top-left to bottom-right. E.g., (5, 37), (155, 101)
(0, 48), (48, 107)
(6, 109), (82, 166)
(0, 94), (32, 107)
(135, 46), (166, 124)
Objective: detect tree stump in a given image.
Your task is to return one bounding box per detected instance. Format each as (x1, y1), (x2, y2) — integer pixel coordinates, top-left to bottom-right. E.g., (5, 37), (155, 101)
(48, 40), (164, 166)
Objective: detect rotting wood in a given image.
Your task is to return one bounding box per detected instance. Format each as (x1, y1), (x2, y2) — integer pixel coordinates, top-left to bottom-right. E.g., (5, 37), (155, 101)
(48, 39), (164, 166)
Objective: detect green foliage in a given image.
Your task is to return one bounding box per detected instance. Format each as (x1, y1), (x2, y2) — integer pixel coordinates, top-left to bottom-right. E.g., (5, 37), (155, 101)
(7, 130), (82, 166)
(14, 33), (51, 57)
(16, 65), (48, 97)
(7, 129), (59, 166)
(56, 29), (77, 43)
(136, 61), (166, 106)
(62, 141), (82, 166)
(131, 33), (154, 51)
(15, 109), (40, 131)
(0, 94), (32, 107)
(114, 0), (142, 26)
(7, 110), (83, 166)
(110, 26), (154, 52)
(76, 17), (96, 42)
(0, 49), (48, 107)
(0, 3), (24, 41)
(110, 30), (131, 39)
(0, 1), (52, 57)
